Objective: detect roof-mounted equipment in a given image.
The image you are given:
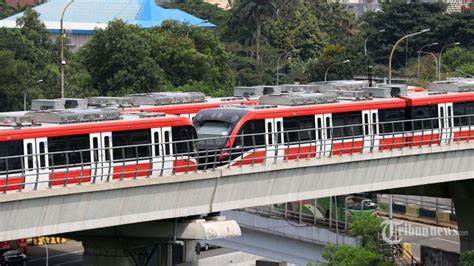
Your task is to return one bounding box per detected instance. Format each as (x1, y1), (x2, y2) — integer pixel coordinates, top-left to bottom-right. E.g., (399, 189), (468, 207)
(362, 84), (407, 98)
(0, 112), (37, 127)
(328, 90), (372, 101)
(428, 79), (474, 92)
(31, 98), (88, 111)
(259, 93), (338, 106)
(27, 108), (122, 124)
(130, 92), (206, 105)
(87, 96), (139, 107)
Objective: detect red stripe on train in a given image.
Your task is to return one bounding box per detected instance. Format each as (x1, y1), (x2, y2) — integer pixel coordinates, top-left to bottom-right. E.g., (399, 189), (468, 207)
(113, 164), (151, 179)
(284, 146), (317, 160)
(49, 170), (92, 186)
(332, 141), (364, 155)
(454, 131), (474, 142)
(173, 160), (197, 173)
(379, 137), (405, 150)
(0, 176), (25, 191)
(232, 151), (266, 166)
(406, 134), (440, 147)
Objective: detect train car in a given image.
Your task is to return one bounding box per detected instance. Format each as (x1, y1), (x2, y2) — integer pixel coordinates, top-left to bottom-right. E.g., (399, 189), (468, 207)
(193, 84), (474, 167)
(0, 108), (197, 192)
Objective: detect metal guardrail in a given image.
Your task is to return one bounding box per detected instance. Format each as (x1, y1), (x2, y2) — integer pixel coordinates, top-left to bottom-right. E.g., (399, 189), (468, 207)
(1, 114), (474, 193)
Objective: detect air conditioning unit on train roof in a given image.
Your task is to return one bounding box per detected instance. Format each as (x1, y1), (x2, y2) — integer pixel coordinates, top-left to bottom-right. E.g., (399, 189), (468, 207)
(87, 96), (139, 107)
(428, 79), (474, 92)
(259, 92), (338, 106)
(27, 108), (122, 124)
(0, 112), (35, 127)
(327, 90), (372, 101)
(129, 92), (206, 106)
(234, 86), (282, 97)
(362, 84), (407, 98)
(279, 84), (321, 93)
(31, 98), (88, 111)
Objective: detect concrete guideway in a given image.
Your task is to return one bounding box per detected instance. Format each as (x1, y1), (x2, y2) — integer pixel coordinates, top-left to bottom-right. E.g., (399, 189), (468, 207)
(1, 142), (474, 247)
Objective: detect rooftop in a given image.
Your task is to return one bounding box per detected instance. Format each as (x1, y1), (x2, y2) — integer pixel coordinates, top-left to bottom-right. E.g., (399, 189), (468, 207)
(0, 0), (215, 34)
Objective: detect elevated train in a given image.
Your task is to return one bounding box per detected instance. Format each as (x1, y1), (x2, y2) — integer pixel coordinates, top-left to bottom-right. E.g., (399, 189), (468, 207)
(0, 108), (197, 191)
(193, 81), (474, 167)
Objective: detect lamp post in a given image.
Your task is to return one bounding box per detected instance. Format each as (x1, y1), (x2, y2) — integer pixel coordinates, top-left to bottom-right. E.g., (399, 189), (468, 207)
(324, 60), (350, 82)
(276, 49), (297, 85)
(186, 19), (209, 38)
(417, 42), (438, 78)
(364, 29), (385, 86)
(419, 51), (439, 80)
(24, 79), (44, 111)
(60, 0), (74, 99)
(388, 29), (430, 83)
(439, 42), (460, 81)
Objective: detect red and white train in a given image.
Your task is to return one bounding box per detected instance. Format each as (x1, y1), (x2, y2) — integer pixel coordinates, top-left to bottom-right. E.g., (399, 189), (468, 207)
(193, 81), (474, 166)
(0, 108), (197, 191)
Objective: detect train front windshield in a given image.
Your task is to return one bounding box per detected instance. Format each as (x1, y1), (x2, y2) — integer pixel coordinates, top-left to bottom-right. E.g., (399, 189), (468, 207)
(196, 121), (232, 138)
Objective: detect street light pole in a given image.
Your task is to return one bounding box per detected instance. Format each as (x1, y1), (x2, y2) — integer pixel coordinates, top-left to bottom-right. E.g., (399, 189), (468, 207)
(439, 42), (460, 81)
(186, 19), (209, 38)
(364, 29), (385, 87)
(388, 29), (430, 83)
(276, 50), (296, 85)
(60, 0), (74, 99)
(324, 60), (350, 82)
(417, 42), (438, 78)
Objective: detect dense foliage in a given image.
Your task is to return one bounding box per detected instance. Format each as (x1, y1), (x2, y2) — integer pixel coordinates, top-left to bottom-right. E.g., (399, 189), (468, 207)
(1, 0), (473, 111)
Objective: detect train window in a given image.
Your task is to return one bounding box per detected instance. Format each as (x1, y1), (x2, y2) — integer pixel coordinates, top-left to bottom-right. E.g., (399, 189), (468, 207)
(92, 138), (99, 162)
(453, 102), (467, 126)
(0, 141), (23, 174)
(27, 143), (33, 169)
(49, 134), (91, 167)
(267, 122), (273, 145)
(448, 106), (452, 127)
(379, 108), (405, 133)
(172, 126), (196, 155)
(154, 132), (160, 156)
(112, 129), (151, 161)
(332, 112), (363, 138)
(240, 120), (265, 147)
(466, 102), (474, 126)
(283, 117), (298, 143)
(283, 116), (315, 143)
(164, 131), (170, 155)
(316, 118), (322, 140)
(39, 142), (45, 168)
(299, 116), (316, 142)
(411, 105), (439, 130)
(276, 121), (282, 144)
(104, 137), (111, 161)
(326, 117), (331, 139)
(364, 113), (369, 134)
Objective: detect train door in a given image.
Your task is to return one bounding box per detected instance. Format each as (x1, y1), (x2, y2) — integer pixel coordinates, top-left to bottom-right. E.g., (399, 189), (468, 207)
(23, 138), (49, 190)
(362, 110), (379, 152)
(438, 103), (454, 143)
(161, 127), (174, 175)
(315, 114), (332, 156)
(265, 118), (284, 162)
(90, 133), (112, 182)
(151, 128), (164, 176)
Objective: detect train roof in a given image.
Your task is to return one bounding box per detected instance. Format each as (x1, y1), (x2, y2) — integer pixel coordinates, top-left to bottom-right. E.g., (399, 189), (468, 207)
(0, 108), (192, 141)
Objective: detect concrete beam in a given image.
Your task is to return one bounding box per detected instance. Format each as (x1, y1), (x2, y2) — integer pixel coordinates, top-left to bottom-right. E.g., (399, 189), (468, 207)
(66, 217), (241, 241)
(2, 142), (474, 241)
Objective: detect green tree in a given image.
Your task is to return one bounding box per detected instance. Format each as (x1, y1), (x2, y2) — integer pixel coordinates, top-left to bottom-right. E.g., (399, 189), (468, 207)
(237, 0), (276, 60)
(350, 214), (383, 249)
(267, 0), (328, 61)
(0, 0), (9, 19)
(161, 0), (230, 30)
(461, 250), (474, 266)
(321, 245), (389, 266)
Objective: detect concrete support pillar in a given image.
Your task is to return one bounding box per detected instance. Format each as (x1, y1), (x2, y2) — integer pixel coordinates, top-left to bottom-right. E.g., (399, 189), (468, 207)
(184, 240), (198, 262)
(453, 198), (474, 253)
(82, 238), (159, 266)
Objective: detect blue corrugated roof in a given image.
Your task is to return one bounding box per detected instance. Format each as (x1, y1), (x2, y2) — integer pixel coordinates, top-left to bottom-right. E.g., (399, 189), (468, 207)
(0, 0), (214, 33)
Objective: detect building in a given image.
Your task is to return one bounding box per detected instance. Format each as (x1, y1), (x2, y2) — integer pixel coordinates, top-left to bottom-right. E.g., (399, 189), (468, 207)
(0, 0), (214, 51)
(5, 0), (42, 9)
